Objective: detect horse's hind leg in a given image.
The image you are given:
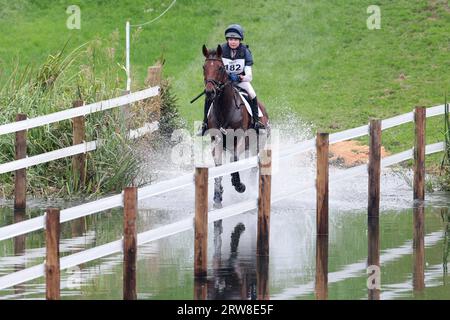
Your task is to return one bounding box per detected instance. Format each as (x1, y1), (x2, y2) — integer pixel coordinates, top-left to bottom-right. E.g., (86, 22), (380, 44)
(213, 220), (223, 259)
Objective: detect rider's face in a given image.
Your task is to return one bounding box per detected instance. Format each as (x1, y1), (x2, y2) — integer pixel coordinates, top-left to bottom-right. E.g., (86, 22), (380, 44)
(227, 38), (240, 49)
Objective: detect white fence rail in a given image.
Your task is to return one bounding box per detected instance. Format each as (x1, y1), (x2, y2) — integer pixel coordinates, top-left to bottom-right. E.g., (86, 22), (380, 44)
(0, 86), (159, 136)
(0, 141), (445, 291)
(0, 120), (159, 175)
(0, 141), (98, 174)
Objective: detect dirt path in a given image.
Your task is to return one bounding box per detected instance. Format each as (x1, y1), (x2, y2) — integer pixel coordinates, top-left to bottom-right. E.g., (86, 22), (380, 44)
(329, 140), (389, 167)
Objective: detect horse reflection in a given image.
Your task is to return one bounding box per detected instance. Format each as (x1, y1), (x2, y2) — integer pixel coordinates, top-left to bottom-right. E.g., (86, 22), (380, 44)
(208, 221), (257, 300)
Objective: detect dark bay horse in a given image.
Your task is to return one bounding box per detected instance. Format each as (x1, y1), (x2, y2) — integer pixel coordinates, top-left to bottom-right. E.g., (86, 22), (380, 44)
(202, 44), (270, 208)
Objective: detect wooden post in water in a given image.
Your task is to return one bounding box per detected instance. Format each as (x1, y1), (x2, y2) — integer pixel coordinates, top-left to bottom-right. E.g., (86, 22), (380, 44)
(45, 208), (60, 300)
(194, 277), (208, 300)
(257, 255), (270, 300)
(257, 149), (272, 257)
(414, 107), (426, 202)
(413, 203), (425, 295)
(14, 114), (27, 211)
(368, 119), (381, 300)
(72, 100), (85, 191)
(194, 167), (208, 278)
(315, 132), (329, 300)
(123, 187), (138, 300)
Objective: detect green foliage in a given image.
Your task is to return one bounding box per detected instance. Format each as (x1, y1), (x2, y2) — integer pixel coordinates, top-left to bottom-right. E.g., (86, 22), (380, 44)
(438, 98), (450, 190)
(158, 79), (185, 140)
(1, 0), (450, 195)
(0, 37), (145, 199)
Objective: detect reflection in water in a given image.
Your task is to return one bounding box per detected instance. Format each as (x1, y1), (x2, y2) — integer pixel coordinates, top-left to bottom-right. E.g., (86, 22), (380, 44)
(208, 222), (257, 300)
(13, 209), (26, 296)
(256, 255), (269, 300)
(315, 235), (328, 300)
(367, 215), (380, 300)
(0, 193), (449, 300)
(442, 208), (449, 276)
(413, 204), (425, 295)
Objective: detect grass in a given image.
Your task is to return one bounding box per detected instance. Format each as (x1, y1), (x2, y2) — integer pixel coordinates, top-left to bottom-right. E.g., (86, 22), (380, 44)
(1, 0), (450, 191)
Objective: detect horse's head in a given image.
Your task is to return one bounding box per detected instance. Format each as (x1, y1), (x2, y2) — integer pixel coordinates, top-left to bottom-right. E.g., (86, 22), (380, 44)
(202, 44), (227, 100)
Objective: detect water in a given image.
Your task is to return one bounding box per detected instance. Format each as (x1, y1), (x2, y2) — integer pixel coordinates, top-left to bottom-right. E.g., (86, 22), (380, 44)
(0, 119), (449, 300)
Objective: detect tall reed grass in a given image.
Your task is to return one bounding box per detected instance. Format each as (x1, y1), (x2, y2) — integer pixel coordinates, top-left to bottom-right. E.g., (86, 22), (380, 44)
(0, 35), (168, 199)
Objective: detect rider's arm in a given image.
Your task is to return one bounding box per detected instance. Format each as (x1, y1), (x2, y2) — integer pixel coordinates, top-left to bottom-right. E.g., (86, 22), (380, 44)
(240, 66), (253, 82)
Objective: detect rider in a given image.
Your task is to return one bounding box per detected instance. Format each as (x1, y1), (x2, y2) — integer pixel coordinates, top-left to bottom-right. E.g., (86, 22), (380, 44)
(198, 24), (264, 136)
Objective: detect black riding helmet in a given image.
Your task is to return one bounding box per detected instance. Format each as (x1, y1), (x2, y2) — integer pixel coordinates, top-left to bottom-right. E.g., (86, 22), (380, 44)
(225, 24), (244, 40)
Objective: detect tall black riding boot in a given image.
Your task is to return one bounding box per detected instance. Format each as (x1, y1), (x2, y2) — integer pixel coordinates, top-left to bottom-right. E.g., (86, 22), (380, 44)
(250, 97), (264, 131)
(197, 98), (211, 136)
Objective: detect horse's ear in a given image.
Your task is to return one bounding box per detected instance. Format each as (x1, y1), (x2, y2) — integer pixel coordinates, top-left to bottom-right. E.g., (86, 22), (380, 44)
(202, 45), (209, 58)
(216, 45), (222, 58)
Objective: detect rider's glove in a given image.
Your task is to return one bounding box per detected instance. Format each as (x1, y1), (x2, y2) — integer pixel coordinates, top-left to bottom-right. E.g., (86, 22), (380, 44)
(229, 73), (240, 82)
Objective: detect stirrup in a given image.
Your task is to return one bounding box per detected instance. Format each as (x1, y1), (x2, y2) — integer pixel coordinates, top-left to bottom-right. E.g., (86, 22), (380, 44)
(253, 119), (265, 130)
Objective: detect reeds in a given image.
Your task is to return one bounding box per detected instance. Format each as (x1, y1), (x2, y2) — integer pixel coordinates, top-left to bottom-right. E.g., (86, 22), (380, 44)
(0, 38), (147, 199)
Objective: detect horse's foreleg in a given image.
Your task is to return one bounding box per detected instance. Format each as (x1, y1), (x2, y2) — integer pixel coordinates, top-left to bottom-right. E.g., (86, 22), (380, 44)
(231, 137), (246, 193)
(212, 135), (224, 208)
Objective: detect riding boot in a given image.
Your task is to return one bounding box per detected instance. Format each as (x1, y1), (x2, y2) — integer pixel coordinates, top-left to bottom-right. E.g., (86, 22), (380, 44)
(197, 98), (211, 136)
(250, 97), (264, 131)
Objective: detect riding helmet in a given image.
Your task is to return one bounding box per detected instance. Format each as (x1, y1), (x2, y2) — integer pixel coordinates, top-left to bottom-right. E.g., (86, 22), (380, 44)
(225, 24), (244, 40)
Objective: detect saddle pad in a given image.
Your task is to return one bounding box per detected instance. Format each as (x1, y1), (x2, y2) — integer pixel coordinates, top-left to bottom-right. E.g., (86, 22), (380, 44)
(207, 94), (263, 118)
(238, 92), (263, 117)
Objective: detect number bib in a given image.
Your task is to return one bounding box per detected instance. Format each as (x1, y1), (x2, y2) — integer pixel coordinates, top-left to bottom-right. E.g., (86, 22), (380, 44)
(222, 58), (245, 74)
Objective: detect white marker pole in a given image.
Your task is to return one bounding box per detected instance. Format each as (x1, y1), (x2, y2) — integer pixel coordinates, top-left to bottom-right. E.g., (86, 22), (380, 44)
(126, 21), (131, 92)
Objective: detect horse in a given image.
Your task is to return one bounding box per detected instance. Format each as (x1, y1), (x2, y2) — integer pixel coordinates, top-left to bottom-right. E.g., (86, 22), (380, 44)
(201, 44), (270, 209)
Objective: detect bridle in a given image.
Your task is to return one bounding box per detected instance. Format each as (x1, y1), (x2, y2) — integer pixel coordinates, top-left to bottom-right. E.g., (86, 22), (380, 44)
(204, 58), (229, 98)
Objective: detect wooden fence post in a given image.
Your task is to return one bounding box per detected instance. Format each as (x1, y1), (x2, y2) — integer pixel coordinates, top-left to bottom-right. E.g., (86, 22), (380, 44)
(146, 64), (162, 121)
(72, 100), (85, 191)
(257, 255), (270, 300)
(194, 168), (208, 279)
(315, 132), (329, 300)
(123, 187), (138, 300)
(414, 107), (426, 202)
(14, 114), (27, 211)
(146, 65), (162, 87)
(257, 149), (272, 257)
(368, 119), (381, 300)
(45, 208), (60, 300)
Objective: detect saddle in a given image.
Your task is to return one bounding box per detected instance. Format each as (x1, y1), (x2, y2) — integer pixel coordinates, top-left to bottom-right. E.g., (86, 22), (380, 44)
(233, 86), (263, 117)
(206, 85), (263, 118)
